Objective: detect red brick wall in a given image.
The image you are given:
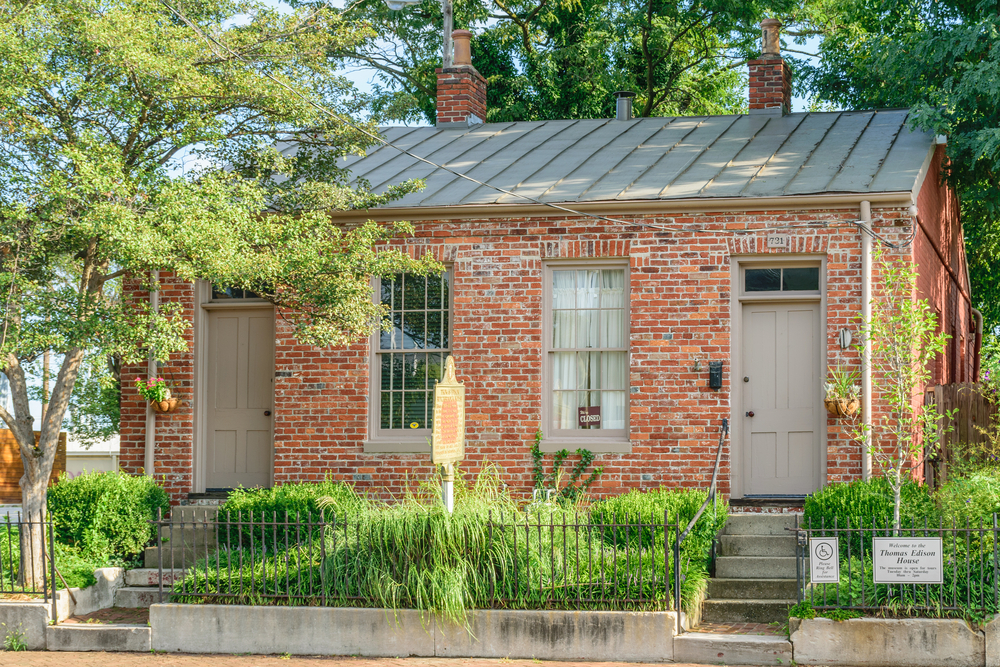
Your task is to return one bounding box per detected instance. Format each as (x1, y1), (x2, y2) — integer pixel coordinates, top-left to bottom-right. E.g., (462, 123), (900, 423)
(435, 66), (487, 125)
(913, 145), (975, 385)
(119, 272), (196, 503)
(120, 206), (971, 505)
(748, 58), (792, 113)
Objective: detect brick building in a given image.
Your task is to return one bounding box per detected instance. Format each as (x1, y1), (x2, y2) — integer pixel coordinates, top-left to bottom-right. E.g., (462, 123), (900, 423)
(120, 22), (979, 506)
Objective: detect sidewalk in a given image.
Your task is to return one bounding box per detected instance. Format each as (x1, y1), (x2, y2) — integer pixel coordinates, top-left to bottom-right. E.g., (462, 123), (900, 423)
(0, 654), (752, 667)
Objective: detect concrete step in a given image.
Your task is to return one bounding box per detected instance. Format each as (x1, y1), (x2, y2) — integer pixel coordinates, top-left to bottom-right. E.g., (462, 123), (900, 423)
(158, 526), (219, 544)
(170, 506), (220, 522)
(114, 586), (162, 608)
(718, 534), (797, 557)
(701, 599), (796, 624)
(125, 568), (185, 587)
(673, 632), (792, 666)
(724, 513), (801, 536)
(715, 556), (804, 579)
(144, 544), (220, 568)
(46, 625), (151, 652)
(707, 577), (799, 600)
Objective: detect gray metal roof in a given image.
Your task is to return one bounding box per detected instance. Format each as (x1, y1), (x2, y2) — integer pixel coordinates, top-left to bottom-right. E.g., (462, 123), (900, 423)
(303, 110), (935, 208)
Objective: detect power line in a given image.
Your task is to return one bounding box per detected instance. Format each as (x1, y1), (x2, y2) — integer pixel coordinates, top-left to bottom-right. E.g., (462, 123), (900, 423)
(158, 0), (909, 245)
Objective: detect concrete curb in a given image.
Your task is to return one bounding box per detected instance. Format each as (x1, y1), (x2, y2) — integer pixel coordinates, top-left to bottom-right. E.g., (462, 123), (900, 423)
(791, 616), (986, 667)
(46, 624), (151, 652)
(150, 604), (679, 661)
(674, 633), (791, 666)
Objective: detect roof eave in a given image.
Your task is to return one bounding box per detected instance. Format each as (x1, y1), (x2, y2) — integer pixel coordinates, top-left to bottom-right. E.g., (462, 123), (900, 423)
(330, 191), (918, 223)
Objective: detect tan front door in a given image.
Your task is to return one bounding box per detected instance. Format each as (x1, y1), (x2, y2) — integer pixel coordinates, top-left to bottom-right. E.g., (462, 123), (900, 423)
(205, 308), (274, 489)
(741, 301), (821, 496)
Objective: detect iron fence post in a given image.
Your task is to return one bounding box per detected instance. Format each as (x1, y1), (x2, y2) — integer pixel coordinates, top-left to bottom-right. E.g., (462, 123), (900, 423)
(48, 513), (57, 624)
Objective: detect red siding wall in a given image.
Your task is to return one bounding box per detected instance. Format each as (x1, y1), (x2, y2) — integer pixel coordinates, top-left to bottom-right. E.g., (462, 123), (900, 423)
(120, 205), (964, 504)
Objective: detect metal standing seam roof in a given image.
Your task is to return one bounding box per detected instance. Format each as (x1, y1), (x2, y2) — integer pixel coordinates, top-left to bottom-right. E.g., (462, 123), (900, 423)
(284, 109), (935, 209)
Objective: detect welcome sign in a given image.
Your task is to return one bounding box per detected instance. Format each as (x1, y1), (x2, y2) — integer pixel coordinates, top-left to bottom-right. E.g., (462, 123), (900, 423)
(873, 537), (943, 584)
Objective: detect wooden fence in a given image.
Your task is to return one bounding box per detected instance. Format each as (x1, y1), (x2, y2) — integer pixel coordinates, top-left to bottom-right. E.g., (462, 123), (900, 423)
(923, 383), (999, 489)
(0, 430), (66, 503)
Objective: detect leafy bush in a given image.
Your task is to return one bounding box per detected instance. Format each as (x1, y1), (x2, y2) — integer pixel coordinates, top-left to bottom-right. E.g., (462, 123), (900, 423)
(935, 472), (1000, 527)
(0, 528), (99, 590)
(47, 471), (169, 564)
(217, 480), (370, 549)
(588, 488), (727, 612)
(804, 477), (937, 556)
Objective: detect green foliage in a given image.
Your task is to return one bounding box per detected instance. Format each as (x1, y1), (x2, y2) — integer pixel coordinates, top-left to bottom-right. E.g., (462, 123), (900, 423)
(529, 430), (603, 502)
(0, 527), (99, 591)
(801, 0), (1000, 333)
(1, 622), (27, 651)
(218, 479), (370, 549)
(335, 0), (798, 124)
(175, 472), (724, 622)
(935, 473), (1000, 528)
(47, 471), (169, 564)
(854, 249), (951, 531)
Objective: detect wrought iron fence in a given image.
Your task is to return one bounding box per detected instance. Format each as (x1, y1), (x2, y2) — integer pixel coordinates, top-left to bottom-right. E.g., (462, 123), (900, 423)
(796, 515), (1000, 617)
(154, 509), (683, 621)
(1, 510), (58, 621)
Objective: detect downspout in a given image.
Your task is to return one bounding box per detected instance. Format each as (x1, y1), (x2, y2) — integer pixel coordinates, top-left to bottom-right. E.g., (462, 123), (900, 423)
(144, 270), (158, 477)
(972, 308), (984, 381)
(860, 201), (873, 481)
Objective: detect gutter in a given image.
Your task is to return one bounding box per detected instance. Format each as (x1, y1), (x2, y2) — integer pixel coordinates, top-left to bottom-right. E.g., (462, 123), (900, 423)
(144, 270), (158, 477)
(329, 192), (918, 223)
(860, 201), (873, 481)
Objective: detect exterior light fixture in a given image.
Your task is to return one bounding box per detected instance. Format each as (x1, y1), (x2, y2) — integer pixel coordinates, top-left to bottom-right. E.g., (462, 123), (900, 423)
(838, 328), (853, 350)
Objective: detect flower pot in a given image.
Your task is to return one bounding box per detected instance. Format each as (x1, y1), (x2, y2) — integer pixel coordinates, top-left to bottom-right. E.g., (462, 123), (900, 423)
(150, 398), (180, 414)
(824, 397), (860, 418)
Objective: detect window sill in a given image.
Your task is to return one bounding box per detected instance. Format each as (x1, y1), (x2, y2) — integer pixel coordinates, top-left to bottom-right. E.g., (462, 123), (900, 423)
(539, 438), (631, 454)
(363, 439), (432, 454)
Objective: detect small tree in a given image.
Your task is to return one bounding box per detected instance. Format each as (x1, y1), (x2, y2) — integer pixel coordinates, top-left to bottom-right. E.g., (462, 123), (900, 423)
(855, 248), (950, 533)
(0, 0), (439, 587)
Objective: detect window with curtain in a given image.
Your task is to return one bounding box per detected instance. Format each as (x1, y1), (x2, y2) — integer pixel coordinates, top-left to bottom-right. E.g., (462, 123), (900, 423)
(375, 272), (451, 433)
(548, 266), (628, 434)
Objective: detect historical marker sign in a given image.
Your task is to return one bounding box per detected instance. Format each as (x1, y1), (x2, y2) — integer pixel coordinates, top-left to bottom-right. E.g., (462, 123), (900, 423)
(810, 537), (839, 584)
(432, 357), (465, 465)
(873, 537), (943, 584)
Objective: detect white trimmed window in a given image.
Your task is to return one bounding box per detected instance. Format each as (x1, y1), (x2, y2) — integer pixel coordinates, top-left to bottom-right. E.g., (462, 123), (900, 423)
(542, 263), (629, 451)
(365, 271), (451, 452)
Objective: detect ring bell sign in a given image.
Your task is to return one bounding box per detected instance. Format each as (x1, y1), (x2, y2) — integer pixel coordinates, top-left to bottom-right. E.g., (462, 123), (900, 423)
(873, 537), (943, 584)
(432, 357), (465, 466)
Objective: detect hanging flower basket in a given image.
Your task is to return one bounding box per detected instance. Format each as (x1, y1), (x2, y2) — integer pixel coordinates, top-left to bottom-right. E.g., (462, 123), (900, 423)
(824, 397), (860, 418)
(150, 398), (181, 414)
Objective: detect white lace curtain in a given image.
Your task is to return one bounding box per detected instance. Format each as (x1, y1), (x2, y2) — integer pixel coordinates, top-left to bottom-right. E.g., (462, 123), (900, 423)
(552, 269), (627, 430)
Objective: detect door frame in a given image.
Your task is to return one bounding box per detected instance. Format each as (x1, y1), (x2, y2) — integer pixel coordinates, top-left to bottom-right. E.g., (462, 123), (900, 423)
(729, 255), (828, 500)
(193, 281), (276, 493)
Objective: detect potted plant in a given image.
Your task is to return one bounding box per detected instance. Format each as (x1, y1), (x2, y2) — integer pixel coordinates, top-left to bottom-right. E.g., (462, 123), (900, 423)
(135, 377), (180, 414)
(824, 366), (861, 417)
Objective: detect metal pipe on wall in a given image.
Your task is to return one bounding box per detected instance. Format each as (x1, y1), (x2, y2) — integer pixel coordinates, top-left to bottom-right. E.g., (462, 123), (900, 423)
(144, 270), (158, 477)
(860, 201), (873, 481)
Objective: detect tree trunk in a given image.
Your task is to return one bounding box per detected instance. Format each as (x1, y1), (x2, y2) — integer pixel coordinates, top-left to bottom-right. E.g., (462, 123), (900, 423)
(893, 477), (902, 536)
(18, 473), (49, 591)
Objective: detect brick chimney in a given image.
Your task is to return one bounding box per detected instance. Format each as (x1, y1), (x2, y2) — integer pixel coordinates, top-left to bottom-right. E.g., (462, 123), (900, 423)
(436, 30), (487, 127)
(748, 19), (791, 115)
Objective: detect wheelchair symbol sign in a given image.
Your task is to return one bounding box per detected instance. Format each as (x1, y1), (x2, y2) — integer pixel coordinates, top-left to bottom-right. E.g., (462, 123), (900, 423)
(810, 537), (839, 584)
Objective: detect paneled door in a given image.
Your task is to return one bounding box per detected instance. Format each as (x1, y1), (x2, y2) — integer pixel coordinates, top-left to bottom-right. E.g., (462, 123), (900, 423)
(205, 308), (274, 489)
(741, 302), (821, 496)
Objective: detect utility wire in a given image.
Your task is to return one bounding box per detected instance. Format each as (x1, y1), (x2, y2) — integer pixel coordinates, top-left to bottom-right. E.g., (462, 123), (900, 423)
(159, 0), (909, 245)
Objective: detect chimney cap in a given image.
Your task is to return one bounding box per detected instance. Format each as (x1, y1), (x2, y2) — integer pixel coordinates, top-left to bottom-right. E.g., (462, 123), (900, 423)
(761, 18), (782, 58)
(451, 29), (473, 67)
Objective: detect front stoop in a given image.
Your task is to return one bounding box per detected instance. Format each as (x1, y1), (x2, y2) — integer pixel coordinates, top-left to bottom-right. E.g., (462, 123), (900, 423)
(702, 513), (802, 624)
(46, 625), (152, 652)
(673, 633), (792, 666)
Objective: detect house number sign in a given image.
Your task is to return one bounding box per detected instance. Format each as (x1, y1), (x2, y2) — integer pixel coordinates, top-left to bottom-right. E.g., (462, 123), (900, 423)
(431, 357), (465, 465)
(872, 537), (943, 584)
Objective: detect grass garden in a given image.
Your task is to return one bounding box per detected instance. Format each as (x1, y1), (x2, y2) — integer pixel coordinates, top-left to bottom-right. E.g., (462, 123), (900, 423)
(170, 467), (727, 623)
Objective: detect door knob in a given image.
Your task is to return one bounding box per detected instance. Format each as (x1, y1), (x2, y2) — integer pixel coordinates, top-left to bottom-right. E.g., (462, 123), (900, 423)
(746, 411), (754, 418)
(264, 410), (271, 416)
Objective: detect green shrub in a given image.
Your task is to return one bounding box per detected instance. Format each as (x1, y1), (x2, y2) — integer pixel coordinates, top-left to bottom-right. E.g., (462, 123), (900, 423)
(804, 477), (937, 556)
(0, 528), (99, 590)
(218, 480), (370, 549)
(47, 471), (169, 564)
(935, 472), (1000, 527)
